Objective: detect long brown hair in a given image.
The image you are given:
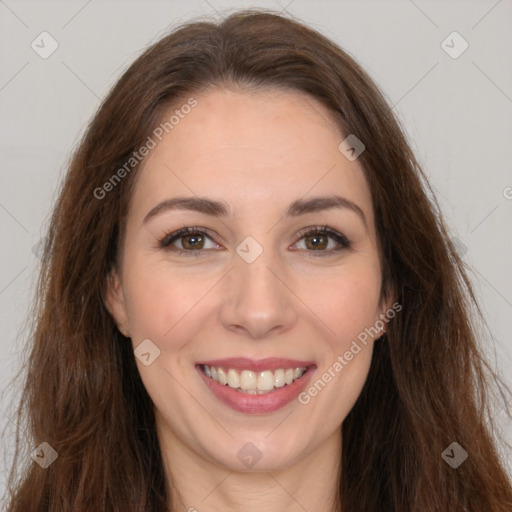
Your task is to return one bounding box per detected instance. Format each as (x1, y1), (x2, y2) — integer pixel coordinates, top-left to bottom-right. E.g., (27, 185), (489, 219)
(4, 8), (511, 511)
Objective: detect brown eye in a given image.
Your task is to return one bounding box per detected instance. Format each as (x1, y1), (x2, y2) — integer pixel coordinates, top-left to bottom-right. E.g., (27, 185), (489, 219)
(159, 227), (219, 254)
(293, 226), (351, 256)
(304, 233), (329, 250)
(181, 232), (205, 250)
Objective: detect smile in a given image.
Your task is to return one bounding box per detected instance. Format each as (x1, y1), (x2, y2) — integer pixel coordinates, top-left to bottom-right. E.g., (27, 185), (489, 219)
(196, 358), (316, 413)
(201, 365), (308, 394)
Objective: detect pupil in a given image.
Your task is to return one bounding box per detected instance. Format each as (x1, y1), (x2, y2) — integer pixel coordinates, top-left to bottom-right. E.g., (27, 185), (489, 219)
(184, 234), (203, 249)
(307, 234), (326, 250)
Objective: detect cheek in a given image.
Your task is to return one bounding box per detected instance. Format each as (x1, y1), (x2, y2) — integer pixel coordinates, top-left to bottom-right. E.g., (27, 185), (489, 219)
(121, 263), (214, 412)
(122, 259), (219, 344)
(308, 261), (383, 349)
(295, 261), (381, 411)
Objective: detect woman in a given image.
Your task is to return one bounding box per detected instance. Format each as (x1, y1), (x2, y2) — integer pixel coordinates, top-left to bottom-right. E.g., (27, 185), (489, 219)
(4, 9), (512, 512)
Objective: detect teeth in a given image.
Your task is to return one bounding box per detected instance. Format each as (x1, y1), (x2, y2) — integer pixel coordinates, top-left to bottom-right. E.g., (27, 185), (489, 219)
(274, 369), (286, 388)
(240, 370), (256, 390)
(257, 370), (274, 391)
(217, 368), (227, 385)
(227, 369), (240, 388)
(202, 365), (308, 394)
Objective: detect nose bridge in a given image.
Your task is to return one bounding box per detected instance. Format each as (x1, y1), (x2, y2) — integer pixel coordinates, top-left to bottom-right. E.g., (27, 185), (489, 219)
(219, 241), (297, 338)
(237, 249), (278, 299)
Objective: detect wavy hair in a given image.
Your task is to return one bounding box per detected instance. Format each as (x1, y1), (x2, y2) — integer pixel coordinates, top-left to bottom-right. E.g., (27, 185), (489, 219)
(4, 8), (512, 511)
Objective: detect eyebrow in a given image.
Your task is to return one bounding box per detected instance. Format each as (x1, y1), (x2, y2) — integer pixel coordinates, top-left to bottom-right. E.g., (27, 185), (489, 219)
(143, 194), (367, 226)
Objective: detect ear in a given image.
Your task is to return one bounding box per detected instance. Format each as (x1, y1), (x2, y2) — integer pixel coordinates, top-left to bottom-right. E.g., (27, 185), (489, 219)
(375, 286), (398, 338)
(380, 290), (395, 316)
(104, 269), (131, 337)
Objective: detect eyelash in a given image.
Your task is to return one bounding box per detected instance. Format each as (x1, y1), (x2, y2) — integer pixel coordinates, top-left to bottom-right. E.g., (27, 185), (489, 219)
(158, 225), (351, 258)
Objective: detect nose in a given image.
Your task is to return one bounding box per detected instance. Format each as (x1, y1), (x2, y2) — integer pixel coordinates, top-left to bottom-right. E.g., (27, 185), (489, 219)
(219, 250), (298, 339)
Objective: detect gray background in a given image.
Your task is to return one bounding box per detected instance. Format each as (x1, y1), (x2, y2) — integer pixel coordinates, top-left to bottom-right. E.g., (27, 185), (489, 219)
(1, 0), (511, 497)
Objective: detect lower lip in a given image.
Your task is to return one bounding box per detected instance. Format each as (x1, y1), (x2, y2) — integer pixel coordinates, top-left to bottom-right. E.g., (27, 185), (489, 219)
(197, 365), (316, 414)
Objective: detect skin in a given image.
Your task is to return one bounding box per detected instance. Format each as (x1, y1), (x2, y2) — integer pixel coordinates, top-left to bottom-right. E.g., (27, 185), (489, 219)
(106, 87), (392, 512)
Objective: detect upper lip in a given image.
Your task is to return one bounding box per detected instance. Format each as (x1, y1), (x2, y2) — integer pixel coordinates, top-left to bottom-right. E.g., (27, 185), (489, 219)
(196, 357), (316, 372)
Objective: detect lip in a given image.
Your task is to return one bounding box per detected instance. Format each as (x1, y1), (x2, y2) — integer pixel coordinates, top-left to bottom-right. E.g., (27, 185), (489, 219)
(196, 359), (317, 414)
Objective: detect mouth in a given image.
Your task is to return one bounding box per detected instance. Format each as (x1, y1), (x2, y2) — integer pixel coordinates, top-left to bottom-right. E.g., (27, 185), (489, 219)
(196, 358), (316, 413)
(201, 364), (308, 394)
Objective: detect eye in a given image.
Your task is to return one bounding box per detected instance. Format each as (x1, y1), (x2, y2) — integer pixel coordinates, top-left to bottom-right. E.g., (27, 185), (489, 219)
(292, 225), (351, 256)
(158, 227), (220, 256)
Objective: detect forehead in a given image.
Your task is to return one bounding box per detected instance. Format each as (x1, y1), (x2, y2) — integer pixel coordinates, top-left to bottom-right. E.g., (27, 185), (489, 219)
(129, 87), (373, 223)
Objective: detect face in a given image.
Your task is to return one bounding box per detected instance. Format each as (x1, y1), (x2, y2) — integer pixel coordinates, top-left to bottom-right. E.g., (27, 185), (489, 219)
(107, 87), (391, 472)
